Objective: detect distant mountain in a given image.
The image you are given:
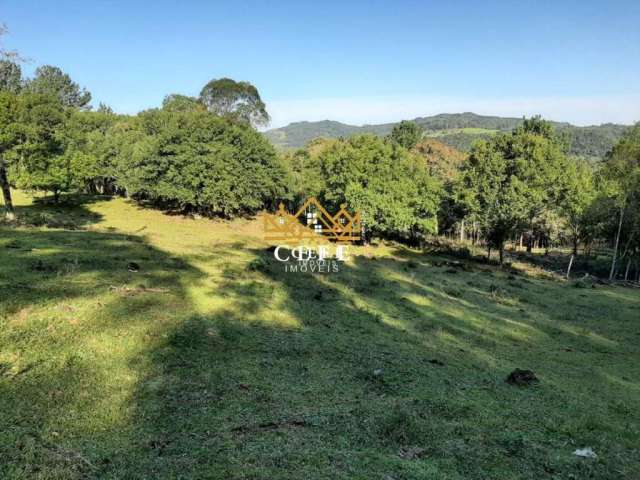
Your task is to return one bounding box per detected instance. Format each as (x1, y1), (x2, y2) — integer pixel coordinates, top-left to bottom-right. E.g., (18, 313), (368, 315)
(264, 120), (392, 146)
(264, 112), (630, 159)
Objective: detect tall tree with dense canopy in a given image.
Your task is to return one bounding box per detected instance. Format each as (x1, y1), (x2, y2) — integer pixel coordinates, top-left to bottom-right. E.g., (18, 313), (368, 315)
(388, 120), (423, 150)
(25, 65), (91, 109)
(315, 134), (442, 242)
(51, 109), (119, 196)
(458, 118), (567, 263)
(413, 139), (467, 237)
(199, 78), (269, 127)
(0, 92), (65, 217)
(111, 109), (285, 216)
(559, 157), (596, 255)
(0, 60), (22, 93)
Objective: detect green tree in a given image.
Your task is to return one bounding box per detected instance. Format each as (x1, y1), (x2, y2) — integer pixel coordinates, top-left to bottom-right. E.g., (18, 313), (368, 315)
(413, 139), (467, 238)
(25, 65), (91, 109)
(559, 157), (596, 255)
(0, 60), (22, 93)
(10, 95), (67, 200)
(51, 109), (119, 196)
(0, 92), (65, 217)
(0, 25), (23, 94)
(162, 94), (203, 112)
(601, 124), (640, 279)
(388, 120), (423, 150)
(111, 109), (285, 216)
(315, 135), (441, 242)
(458, 139), (524, 262)
(199, 78), (269, 127)
(278, 137), (337, 206)
(97, 102), (114, 114)
(515, 117), (567, 252)
(458, 118), (567, 263)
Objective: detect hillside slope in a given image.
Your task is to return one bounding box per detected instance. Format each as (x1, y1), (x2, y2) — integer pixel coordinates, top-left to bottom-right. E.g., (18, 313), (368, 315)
(1, 191), (639, 479)
(264, 112), (630, 159)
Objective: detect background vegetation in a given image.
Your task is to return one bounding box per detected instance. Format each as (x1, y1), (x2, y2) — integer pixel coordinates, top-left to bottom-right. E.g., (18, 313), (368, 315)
(264, 113), (629, 160)
(1, 49), (639, 281)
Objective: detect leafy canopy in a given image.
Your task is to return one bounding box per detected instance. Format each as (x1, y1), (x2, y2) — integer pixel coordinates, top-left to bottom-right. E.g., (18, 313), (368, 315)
(199, 78), (269, 127)
(111, 109), (285, 216)
(0, 91), (66, 194)
(162, 94), (203, 113)
(0, 60), (22, 93)
(389, 120), (423, 150)
(457, 117), (567, 257)
(25, 65), (91, 109)
(315, 134), (442, 239)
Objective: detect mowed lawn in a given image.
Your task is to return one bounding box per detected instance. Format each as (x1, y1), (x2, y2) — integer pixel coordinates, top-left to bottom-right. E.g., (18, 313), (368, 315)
(1, 192), (639, 479)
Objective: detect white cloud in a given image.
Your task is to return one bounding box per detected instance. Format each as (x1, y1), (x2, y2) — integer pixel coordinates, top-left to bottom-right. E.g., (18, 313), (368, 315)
(265, 95), (640, 129)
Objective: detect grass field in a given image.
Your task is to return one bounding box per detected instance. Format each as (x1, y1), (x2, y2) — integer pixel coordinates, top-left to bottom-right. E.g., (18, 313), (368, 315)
(1, 192), (639, 479)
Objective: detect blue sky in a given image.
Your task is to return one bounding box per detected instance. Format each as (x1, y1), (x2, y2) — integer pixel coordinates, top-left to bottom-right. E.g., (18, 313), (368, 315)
(2, 0), (639, 127)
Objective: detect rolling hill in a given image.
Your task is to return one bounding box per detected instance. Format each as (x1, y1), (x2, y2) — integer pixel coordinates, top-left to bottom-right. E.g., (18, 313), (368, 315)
(264, 112), (631, 159)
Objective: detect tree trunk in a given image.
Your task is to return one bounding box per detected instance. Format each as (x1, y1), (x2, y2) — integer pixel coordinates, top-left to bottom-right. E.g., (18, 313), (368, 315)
(460, 219), (465, 243)
(0, 158), (15, 221)
(624, 258), (631, 281)
(487, 246), (491, 261)
(572, 233), (578, 256)
(544, 234), (549, 255)
(519, 233), (523, 251)
(566, 254), (574, 280)
(361, 225), (371, 246)
(609, 205), (625, 281)
(499, 246), (504, 265)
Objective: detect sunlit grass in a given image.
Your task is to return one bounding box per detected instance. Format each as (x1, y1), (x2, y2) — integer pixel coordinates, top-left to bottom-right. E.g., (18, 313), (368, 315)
(0, 191), (639, 479)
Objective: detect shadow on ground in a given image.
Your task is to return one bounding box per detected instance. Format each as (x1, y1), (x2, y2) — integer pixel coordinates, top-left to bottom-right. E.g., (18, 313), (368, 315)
(115, 246), (640, 479)
(1, 216), (638, 479)
(0, 226), (204, 479)
(1, 194), (110, 230)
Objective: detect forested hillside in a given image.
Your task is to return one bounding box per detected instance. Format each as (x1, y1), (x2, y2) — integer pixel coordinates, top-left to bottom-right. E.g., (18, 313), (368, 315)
(264, 112), (630, 159)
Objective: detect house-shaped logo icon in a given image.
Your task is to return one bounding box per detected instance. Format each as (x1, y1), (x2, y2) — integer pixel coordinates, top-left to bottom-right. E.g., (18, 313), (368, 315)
(264, 197), (361, 243)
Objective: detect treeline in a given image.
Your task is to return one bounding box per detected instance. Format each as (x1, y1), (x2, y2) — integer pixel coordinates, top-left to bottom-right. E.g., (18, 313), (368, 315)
(282, 119), (640, 281)
(0, 56), (639, 280)
(462, 118), (640, 281)
(432, 124), (629, 159)
(0, 59), (286, 218)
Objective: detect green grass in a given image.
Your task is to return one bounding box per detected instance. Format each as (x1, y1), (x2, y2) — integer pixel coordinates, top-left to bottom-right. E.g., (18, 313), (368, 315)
(1, 192), (639, 479)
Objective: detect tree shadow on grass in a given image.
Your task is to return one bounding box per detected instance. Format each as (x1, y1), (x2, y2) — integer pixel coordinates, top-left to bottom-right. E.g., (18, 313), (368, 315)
(0, 226), (204, 479)
(2, 232), (638, 479)
(1, 194), (109, 230)
(122, 246), (640, 479)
